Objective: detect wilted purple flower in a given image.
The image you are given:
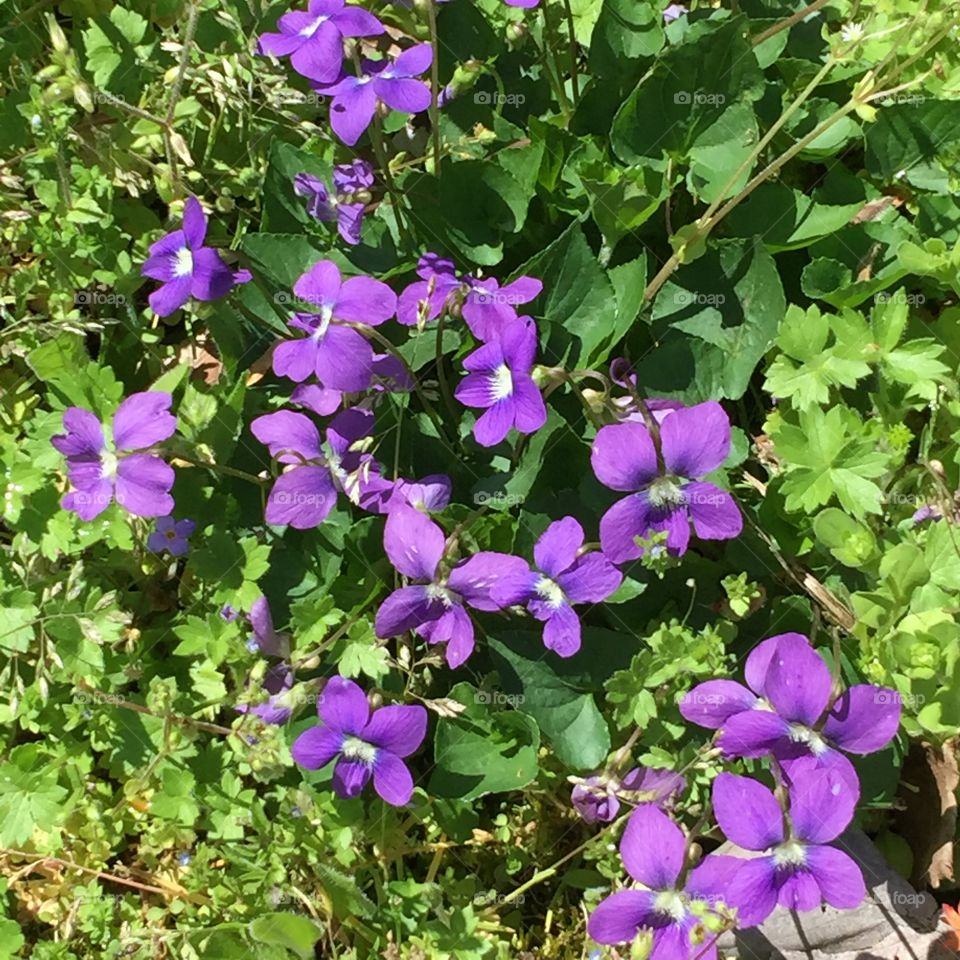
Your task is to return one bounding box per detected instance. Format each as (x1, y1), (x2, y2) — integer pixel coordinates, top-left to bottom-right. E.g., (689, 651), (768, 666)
(397, 253), (462, 328)
(461, 275), (542, 342)
(220, 604), (240, 622)
(247, 596), (292, 658)
(714, 765), (865, 926)
(294, 160), (374, 245)
(388, 475), (452, 513)
(273, 260), (397, 392)
(374, 504), (528, 667)
(571, 765), (686, 824)
(314, 45), (433, 146)
(237, 663), (297, 725)
(504, 0), (539, 7)
(663, 3), (687, 22)
(147, 516), (195, 556)
(251, 406), (393, 527)
(587, 804), (736, 950)
(913, 503), (943, 524)
(237, 597), (295, 725)
(680, 633), (901, 785)
(396, 254), (542, 340)
(291, 675), (427, 805)
(492, 517), (621, 656)
(141, 197), (251, 317)
(455, 318), (547, 447)
(53, 392), (177, 521)
(257, 0), (384, 84)
(591, 401), (742, 562)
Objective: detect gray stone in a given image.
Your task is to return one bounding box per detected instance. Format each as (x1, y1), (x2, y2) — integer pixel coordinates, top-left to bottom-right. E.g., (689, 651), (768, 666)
(714, 830), (956, 960)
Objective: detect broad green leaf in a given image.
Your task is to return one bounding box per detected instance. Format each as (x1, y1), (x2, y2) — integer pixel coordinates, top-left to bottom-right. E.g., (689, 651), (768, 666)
(430, 682), (540, 800)
(643, 237), (785, 401)
(488, 634), (611, 770)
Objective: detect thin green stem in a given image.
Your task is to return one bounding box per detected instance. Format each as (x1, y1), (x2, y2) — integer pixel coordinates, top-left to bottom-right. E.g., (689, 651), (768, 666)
(426, 0), (443, 176)
(172, 453), (267, 486)
(560, 0), (581, 101)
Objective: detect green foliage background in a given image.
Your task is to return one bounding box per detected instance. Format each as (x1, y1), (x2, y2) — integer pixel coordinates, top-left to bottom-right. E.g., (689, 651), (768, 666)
(1, 0), (960, 955)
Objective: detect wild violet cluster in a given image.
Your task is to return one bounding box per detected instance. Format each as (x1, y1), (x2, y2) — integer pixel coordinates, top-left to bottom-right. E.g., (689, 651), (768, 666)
(582, 633), (901, 954)
(47, 3), (906, 955)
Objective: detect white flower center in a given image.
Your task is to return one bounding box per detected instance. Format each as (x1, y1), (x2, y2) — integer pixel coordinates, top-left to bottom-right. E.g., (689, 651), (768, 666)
(773, 839), (807, 868)
(299, 14), (328, 36)
(172, 247), (193, 278)
(426, 583), (456, 607)
(490, 364), (513, 401)
(788, 723), (829, 755)
(100, 450), (119, 480)
(341, 735), (377, 764)
(312, 306), (333, 341)
(647, 475), (685, 509)
(534, 576), (565, 609)
(653, 890), (687, 923)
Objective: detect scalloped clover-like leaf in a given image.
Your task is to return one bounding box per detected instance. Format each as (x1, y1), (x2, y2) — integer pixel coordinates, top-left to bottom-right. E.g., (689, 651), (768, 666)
(769, 406), (891, 518)
(763, 304), (871, 409)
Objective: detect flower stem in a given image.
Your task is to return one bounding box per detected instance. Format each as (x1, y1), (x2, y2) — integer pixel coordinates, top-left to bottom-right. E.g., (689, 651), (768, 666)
(560, 0), (581, 101)
(171, 453), (267, 486)
(426, 0), (443, 176)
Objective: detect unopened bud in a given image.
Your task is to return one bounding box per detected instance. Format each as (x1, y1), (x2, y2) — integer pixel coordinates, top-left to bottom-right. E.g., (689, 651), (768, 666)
(506, 20), (528, 46)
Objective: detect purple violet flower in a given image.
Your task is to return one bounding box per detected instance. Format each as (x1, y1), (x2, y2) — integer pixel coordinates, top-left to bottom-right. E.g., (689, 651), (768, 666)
(147, 516), (195, 556)
(236, 597), (295, 725)
(257, 0), (385, 84)
(388, 475), (452, 513)
(251, 406), (393, 528)
(571, 765), (686, 824)
(454, 317), (547, 448)
(294, 160), (374, 245)
(313, 44), (433, 146)
(461, 275), (542, 342)
(273, 259), (397, 392)
(504, 0), (539, 7)
(397, 253), (462, 328)
(587, 804), (736, 951)
(374, 504), (528, 667)
(290, 675), (427, 805)
(247, 596), (292, 658)
(663, 3), (688, 23)
(237, 663), (297, 725)
(713, 765), (866, 926)
(396, 253), (542, 340)
(141, 197), (251, 318)
(220, 604), (240, 622)
(492, 517), (621, 656)
(52, 392), (177, 521)
(680, 633), (902, 785)
(591, 401), (742, 562)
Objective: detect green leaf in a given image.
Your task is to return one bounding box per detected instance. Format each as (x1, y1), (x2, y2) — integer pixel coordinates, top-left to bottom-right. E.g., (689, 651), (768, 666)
(812, 508), (878, 567)
(763, 304), (871, 409)
(488, 634), (611, 770)
(611, 16), (763, 165)
(0, 745), (69, 846)
(770, 406), (890, 518)
(429, 682), (540, 800)
(643, 237), (785, 401)
(516, 222), (645, 368)
(249, 913), (322, 959)
(589, 0), (664, 78)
